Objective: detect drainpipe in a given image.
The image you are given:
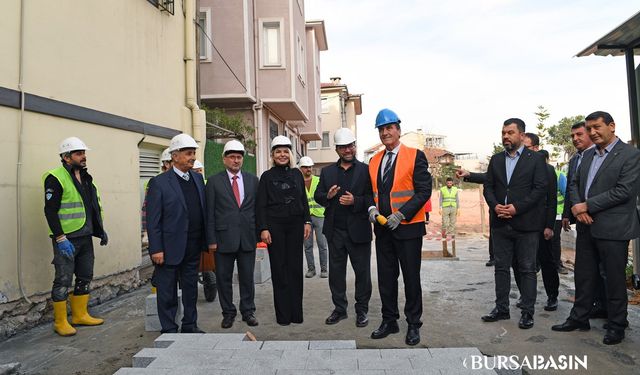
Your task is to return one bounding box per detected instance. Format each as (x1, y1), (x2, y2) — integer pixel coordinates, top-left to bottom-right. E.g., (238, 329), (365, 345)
(184, 0), (206, 158)
(16, 0), (31, 303)
(252, 0), (265, 174)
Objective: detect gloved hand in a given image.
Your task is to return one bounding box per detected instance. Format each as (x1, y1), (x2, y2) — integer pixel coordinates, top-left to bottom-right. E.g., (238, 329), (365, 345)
(57, 239), (75, 259)
(368, 207), (381, 224)
(386, 211), (405, 230)
(100, 231), (109, 246)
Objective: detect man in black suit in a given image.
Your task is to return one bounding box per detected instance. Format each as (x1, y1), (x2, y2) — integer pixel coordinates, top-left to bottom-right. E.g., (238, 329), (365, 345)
(561, 122), (606, 317)
(147, 134), (207, 333)
(367, 108), (432, 346)
(314, 128), (373, 328)
(206, 140), (259, 329)
(482, 118), (547, 329)
(552, 111), (640, 345)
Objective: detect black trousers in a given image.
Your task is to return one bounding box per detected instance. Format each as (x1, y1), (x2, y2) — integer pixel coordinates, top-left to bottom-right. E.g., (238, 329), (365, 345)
(154, 235), (202, 333)
(569, 229), (629, 330)
(492, 225), (538, 315)
(375, 230), (423, 327)
(551, 220), (562, 269)
(488, 211), (494, 261)
(51, 235), (94, 301)
(538, 230), (559, 299)
(267, 217), (304, 325)
(328, 228), (372, 315)
(215, 250), (256, 318)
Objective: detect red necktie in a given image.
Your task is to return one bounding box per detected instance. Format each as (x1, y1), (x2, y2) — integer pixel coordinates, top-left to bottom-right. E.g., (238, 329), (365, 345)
(232, 175), (241, 207)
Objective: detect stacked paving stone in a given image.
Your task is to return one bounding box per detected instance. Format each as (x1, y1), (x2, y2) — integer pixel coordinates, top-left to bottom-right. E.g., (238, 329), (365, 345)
(144, 290), (183, 332)
(115, 333), (508, 374)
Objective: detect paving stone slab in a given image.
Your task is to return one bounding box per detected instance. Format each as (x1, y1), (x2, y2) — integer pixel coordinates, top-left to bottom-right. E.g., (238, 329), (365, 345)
(331, 371), (385, 375)
(308, 340), (355, 350)
(331, 349), (381, 360)
(305, 357), (358, 370)
(251, 357), (308, 370)
(379, 348), (431, 359)
(358, 358), (414, 370)
(281, 349), (331, 360)
(231, 349), (284, 359)
(214, 340), (264, 350)
(260, 340), (310, 350)
(114, 369), (171, 375)
(384, 370), (441, 375)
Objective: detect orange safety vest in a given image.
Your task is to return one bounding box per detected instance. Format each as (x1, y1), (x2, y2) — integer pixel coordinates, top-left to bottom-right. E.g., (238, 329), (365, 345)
(369, 144), (426, 225)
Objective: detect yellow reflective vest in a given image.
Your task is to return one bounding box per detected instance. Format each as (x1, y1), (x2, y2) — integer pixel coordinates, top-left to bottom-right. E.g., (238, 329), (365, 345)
(440, 186), (458, 208)
(306, 175), (325, 218)
(43, 166), (102, 235)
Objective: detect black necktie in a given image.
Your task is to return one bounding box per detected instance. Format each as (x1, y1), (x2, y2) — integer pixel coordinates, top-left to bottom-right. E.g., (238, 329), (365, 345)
(382, 152), (394, 186)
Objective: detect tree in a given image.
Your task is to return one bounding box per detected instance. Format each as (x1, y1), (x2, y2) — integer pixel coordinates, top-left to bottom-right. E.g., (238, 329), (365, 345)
(202, 106), (256, 152)
(547, 115), (585, 161)
(534, 105), (550, 147)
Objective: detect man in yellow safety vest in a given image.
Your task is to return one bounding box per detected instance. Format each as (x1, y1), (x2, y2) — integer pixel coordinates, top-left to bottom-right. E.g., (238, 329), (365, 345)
(43, 137), (108, 337)
(299, 156), (328, 278)
(439, 177), (459, 239)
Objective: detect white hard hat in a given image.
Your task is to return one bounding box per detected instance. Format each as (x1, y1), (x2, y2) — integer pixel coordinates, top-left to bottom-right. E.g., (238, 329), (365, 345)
(168, 134), (199, 152)
(299, 156), (314, 167)
(59, 137), (90, 154)
(334, 128), (356, 146)
(223, 139), (246, 156)
(271, 135), (292, 150)
(160, 148), (172, 162)
(193, 160), (204, 169)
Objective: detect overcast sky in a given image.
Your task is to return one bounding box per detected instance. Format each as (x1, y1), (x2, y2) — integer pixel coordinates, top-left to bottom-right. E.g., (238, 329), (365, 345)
(305, 0), (639, 158)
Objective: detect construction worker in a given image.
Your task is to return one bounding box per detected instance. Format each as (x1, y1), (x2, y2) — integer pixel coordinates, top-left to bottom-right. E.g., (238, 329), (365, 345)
(439, 177), (459, 240)
(192, 160), (205, 176)
(368, 109), (432, 346)
(44, 137), (108, 337)
(299, 156), (329, 278)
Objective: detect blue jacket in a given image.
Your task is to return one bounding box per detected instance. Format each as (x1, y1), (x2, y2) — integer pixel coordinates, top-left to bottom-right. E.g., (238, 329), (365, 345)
(146, 169), (208, 265)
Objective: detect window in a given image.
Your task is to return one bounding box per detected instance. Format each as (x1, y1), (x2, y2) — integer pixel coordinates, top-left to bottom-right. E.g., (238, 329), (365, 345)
(321, 97), (330, 114)
(321, 132), (330, 148)
(147, 0), (174, 15)
(296, 33), (306, 84)
(261, 20), (283, 67)
(269, 119), (279, 141)
(198, 9), (212, 61)
(308, 141), (318, 149)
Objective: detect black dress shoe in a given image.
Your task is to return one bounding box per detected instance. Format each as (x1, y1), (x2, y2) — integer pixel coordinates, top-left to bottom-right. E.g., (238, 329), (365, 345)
(181, 325), (205, 333)
(325, 311), (348, 325)
(518, 312), (534, 329)
(485, 260), (496, 267)
(544, 297), (558, 311)
(356, 313), (369, 327)
(481, 308), (510, 322)
(551, 319), (590, 332)
(221, 316), (235, 329)
(371, 321), (400, 339)
(405, 327), (420, 346)
(242, 314), (259, 327)
(603, 328), (625, 345)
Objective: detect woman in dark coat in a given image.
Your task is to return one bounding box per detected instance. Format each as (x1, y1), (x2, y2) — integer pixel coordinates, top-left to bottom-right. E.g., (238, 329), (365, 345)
(257, 136), (311, 325)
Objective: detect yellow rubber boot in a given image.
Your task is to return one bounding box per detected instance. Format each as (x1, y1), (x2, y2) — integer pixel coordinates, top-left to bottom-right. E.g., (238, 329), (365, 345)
(53, 301), (77, 336)
(70, 294), (104, 326)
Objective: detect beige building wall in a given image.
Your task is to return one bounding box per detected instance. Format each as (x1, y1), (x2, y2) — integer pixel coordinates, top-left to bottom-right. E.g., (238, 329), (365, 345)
(1, 1), (204, 308)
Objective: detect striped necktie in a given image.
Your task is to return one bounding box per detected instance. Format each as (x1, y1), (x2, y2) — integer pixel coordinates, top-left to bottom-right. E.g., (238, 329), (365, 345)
(382, 152), (394, 186)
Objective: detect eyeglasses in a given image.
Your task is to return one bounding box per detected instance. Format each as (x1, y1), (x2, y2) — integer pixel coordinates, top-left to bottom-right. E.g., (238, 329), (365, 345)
(336, 143), (356, 151)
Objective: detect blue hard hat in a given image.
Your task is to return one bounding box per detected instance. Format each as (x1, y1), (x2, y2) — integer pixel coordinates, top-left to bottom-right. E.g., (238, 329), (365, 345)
(375, 108), (401, 128)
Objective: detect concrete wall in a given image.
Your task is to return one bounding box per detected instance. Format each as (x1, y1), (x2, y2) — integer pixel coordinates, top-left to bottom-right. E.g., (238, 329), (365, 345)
(1, 0), (203, 337)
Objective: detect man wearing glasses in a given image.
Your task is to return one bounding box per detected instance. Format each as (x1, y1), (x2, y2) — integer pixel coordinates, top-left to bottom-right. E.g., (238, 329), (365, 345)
(314, 128), (374, 329)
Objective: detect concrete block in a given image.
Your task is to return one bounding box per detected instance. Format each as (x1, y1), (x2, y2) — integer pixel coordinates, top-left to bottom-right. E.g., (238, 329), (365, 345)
(144, 290), (183, 332)
(231, 349), (283, 360)
(332, 372), (385, 375)
(254, 248), (271, 283)
(214, 340), (264, 350)
(260, 340), (309, 350)
(308, 340), (356, 350)
(385, 370), (441, 375)
(251, 357), (308, 370)
(281, 349), (329, 360)
(380, 348), (431, 359)
(132, 348), (165, 368)
(275, 371), (331, 375)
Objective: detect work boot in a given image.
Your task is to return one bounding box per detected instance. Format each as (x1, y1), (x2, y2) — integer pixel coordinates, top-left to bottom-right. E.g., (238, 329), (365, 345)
(305, 269), (316, 278)
(70, 294), (104, 326)
(53, 300), (77, 336)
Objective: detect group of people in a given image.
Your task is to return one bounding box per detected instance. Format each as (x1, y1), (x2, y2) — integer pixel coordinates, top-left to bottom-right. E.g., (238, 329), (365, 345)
(43, 108), (636, 347)
(457, 112), (638, 346)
